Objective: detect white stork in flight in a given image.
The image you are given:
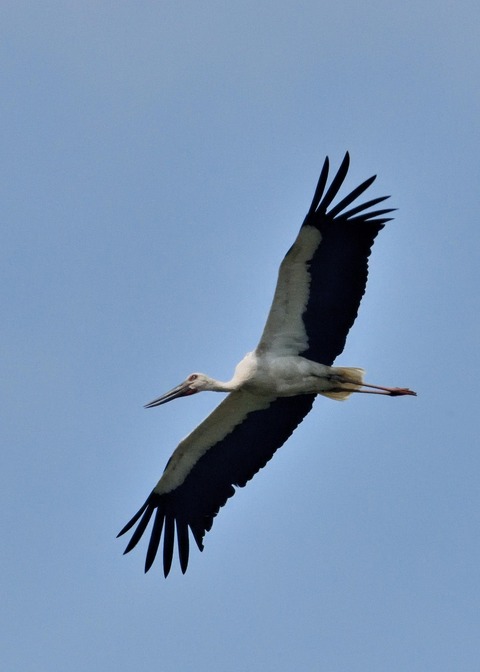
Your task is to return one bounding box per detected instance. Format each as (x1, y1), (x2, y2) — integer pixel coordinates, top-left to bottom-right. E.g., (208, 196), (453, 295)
(118, 153), (416, 577)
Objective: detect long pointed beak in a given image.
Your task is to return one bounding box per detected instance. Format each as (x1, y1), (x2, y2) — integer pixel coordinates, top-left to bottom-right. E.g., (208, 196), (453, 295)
(144, 381), (196, 408)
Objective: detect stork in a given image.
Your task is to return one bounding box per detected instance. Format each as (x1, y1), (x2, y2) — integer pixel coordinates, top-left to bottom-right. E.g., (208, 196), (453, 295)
(118, 153), (416, 577)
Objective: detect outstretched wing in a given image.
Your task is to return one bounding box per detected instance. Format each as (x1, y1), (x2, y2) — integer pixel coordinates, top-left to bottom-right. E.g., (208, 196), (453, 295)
(257, 152), (394, 365)
(118, 391), (315, 576)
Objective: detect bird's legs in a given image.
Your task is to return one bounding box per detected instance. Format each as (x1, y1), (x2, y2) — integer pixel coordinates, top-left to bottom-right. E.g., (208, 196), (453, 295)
(352, 382), (416, 396)
(327, 372), (416, 397)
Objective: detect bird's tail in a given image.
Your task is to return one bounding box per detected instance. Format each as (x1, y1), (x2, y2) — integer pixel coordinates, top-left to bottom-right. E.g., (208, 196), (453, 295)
(321, 367), (365, 401)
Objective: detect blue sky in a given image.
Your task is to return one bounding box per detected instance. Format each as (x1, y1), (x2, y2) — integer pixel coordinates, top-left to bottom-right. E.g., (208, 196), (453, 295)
(2, 2), (479, 670)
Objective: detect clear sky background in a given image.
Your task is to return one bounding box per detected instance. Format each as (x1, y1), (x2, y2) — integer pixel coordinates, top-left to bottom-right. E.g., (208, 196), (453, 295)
(2, 2), (479, 671)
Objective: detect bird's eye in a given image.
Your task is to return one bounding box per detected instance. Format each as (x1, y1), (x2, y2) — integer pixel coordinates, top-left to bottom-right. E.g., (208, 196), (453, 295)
(188, 374), (198, 381)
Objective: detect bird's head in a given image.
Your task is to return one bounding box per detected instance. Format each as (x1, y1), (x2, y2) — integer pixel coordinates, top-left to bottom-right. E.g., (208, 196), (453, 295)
(144, 373), (215, 408)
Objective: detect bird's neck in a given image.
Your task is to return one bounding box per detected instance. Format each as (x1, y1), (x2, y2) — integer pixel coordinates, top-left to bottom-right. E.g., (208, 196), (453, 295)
(211, 378), (238, 393)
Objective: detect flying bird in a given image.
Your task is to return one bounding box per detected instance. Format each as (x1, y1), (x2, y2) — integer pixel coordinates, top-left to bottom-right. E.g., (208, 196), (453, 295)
(118, 153), (416, 577)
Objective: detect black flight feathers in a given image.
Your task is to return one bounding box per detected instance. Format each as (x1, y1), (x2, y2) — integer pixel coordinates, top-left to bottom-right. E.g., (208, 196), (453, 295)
(306, 152), (394, 225)
(298, 152), (395, 366)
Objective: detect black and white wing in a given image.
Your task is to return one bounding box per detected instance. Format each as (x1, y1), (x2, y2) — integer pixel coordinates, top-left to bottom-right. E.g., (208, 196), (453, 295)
(258, 152), (394, 365)
(118, 391), (315, 576)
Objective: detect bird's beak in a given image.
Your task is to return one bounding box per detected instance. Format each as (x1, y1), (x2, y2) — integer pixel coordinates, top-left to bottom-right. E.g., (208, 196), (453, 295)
(144, 381), (196, 408)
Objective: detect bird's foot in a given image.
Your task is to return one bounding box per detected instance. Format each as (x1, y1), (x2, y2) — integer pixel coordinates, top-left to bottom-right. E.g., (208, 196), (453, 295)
(385, 387), (417, 397)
